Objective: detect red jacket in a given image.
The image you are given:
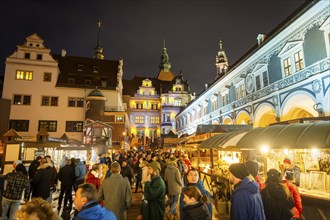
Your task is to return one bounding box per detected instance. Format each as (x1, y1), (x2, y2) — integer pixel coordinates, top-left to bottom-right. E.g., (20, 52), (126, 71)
(85, 172), (100, 191)
(283, 180), (302, 218)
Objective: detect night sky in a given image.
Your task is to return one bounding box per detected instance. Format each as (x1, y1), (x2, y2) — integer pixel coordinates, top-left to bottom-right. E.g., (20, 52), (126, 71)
(1, 0), (306, 94)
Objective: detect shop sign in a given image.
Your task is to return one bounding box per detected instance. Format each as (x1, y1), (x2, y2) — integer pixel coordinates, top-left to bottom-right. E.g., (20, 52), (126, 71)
(15, 136), (36, 142)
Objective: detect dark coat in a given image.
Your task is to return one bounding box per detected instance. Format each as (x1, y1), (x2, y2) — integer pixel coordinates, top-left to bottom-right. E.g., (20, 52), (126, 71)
(231, 177), (266, 220)
(121, 165), (133, 184)
(31, 162), (54, 199)
(58, 164), (75, 186)
(28, 159), (40, 179)
(180, 180), (212, 220)
(182, 201), (211, 220)
(143, 176), (166, 220)
(260, 182), (295, 220)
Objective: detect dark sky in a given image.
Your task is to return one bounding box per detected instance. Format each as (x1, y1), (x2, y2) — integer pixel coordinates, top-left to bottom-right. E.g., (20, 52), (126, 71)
(1, 0), (306, 94)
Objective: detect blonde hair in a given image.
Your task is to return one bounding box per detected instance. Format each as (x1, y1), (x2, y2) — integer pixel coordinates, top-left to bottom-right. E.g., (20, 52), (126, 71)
(16, 198), (58, 220)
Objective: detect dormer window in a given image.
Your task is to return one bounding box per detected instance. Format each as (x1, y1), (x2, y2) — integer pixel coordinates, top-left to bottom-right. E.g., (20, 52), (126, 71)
(67, 78), (75, 84)
(77, 64), (84, 72)
(101, 80), (107, 87)
(85, 79), (92, 85)
(25, 53), (30, 59)
(278, 41), (305, 77)
(93, 66), (99, 73)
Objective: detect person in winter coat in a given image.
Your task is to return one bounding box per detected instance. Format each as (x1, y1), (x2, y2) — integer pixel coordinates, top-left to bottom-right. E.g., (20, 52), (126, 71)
(261, 169), (295, 220)
(137, 161), (166, 220)
(85, 163), (102, 192)
(283, 171), (303, 220)
(74, 183), (116, 220)
(133, 158), (143, 193)
(121, 161), (133, 185)
(164, 158), (182, 219)
(75, 159), (88, 187)
(141, 160), (150, 192)
(228, 163), (265, 220)
(97, 161), (132, 220)
(179, 168), (212, 220)
(2, 164), (30, 219)
(58, 158), (75, 211)
(31, 158), (54, 200)
(28, 156), (42, 179)
(282, 158), (301, 186)
(182, 186), (211, 220)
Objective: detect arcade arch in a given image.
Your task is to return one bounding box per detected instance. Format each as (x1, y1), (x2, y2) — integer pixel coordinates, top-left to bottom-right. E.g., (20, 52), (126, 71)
(254, 104), (277, 127)
(236, 111), (251, 125)
(281, 92), (317, 121)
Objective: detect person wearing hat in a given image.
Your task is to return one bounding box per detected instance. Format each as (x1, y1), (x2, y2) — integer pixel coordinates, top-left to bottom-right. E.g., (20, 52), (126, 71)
(283, 171), (303, 220)
(137, 161), (166, 220)
(228, 163), (265, 220)
(260, 169), (295, 220)
(283, 158), (301, 186)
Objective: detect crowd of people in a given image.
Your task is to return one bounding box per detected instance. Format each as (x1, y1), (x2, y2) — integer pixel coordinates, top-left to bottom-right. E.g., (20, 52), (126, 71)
(0, 149), (303, 220)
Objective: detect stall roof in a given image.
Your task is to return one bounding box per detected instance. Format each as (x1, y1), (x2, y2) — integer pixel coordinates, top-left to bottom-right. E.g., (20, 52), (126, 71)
(198, 130), (249, 149)
(195, 124), (252, 135)
(236, 121), (330, 149)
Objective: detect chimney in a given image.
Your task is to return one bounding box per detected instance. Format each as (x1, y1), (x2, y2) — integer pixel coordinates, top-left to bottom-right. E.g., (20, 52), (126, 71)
(61, 49), (67, 57)
(257, 34), (266, 46)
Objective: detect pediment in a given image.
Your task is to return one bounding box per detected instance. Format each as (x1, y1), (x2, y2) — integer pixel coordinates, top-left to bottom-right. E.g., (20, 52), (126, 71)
(278, 40), (303, 56)
(26, 33), (44, 43)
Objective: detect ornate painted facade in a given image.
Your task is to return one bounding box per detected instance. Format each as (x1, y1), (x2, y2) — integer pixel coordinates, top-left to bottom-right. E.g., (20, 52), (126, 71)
(176, 0), (330, 136)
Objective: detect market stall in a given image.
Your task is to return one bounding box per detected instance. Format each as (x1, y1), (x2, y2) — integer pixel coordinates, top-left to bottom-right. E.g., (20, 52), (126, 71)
(236, 121), (330, 220)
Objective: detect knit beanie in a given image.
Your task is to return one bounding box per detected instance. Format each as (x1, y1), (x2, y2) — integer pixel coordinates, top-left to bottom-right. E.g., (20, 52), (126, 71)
(229, 163), (249, 180)
(267, 169), (282, 183)
(148, 161), (161, 172)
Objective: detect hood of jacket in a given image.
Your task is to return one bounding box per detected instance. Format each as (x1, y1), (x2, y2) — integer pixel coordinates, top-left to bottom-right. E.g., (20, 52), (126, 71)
(37, 162), (53, 170)
(234, 176), (259, 195)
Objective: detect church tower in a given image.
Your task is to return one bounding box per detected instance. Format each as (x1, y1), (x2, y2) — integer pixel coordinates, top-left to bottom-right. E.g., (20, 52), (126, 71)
(215, 38), (228, 79)
(157, 40), (175, 81)
(94, 20), (104, 60)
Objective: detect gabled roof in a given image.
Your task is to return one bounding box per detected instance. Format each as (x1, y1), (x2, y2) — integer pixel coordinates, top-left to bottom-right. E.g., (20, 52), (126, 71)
(53, 54), (119, 90)
(123, 75), (190, 96)
(3, 129), (20, 137)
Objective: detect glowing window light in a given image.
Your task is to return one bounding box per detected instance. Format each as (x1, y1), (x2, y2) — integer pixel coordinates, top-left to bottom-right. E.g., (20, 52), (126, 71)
(284, 149), (289, 155)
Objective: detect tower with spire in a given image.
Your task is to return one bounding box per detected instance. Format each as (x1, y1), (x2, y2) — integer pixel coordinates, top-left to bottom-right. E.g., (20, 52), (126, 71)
(215, 38), (228, 79)
(94, 20), (104, 60)
(157, 40), (175, 81)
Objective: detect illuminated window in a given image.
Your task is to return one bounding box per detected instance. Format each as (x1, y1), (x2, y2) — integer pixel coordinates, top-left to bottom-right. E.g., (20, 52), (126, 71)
(294, 51), (304, 71)
(41, 96), (58, 106)
(283, 58), (292, 77)
(43, 72), (52, 82)
(135, 116), (144, 124)
(9, 120), (29, 131)
(66, 121), (83, 132)
(151, 116), (160, 124)
(39, 120), (57, 132)
(68, 97), (84, 107)
(16, 70), (33, 81)
(174, 99), (182, 106)
(116, 116), (124, 122)
(136, 103), (143, 109)
(151, 103), (158, 110)
(13, 95), (31, 105)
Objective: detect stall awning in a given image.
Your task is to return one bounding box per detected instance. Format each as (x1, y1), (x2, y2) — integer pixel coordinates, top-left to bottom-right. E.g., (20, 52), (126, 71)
(198, 130), (249, 149)
(236, 121), (330, 149)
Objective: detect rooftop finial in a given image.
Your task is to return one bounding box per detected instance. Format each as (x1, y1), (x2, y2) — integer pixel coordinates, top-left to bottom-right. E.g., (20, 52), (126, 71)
(219, 37), (223, 50)
(163, 39), (166, 48)
(94, 19), (104, 60)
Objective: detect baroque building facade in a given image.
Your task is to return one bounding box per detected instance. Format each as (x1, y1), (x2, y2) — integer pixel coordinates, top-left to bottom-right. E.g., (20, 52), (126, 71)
(123, 44), (194, 144)
(175, 0), (330, 136)
(1, 29), (129, 158)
